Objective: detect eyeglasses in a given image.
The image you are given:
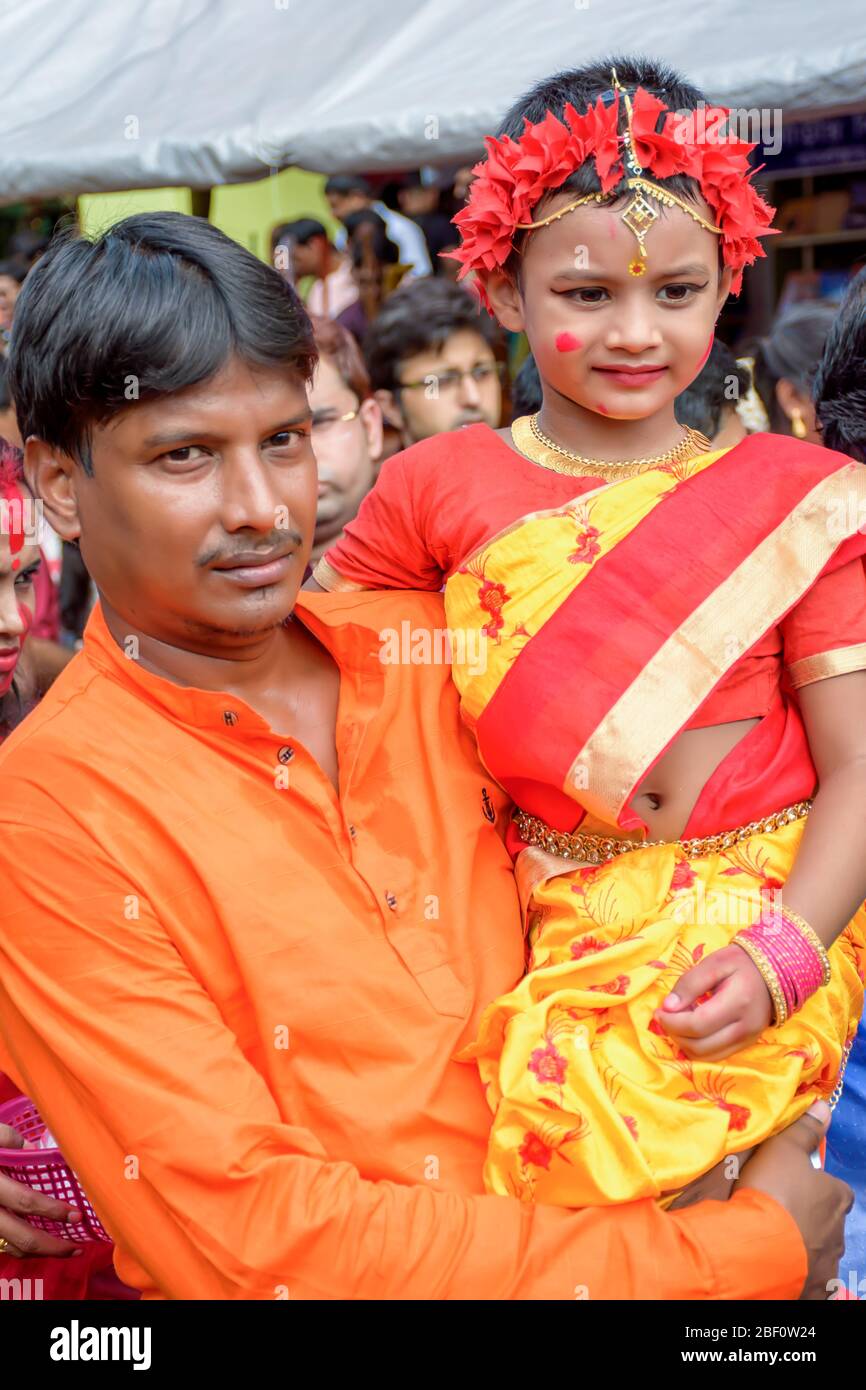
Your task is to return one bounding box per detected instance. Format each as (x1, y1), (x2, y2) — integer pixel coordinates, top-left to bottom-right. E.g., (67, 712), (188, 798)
(310, 408), (361, 436)
(397, 362), (503, 394)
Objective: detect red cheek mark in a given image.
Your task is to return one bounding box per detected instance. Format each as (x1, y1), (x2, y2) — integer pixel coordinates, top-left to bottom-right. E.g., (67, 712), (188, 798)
(555, 332), (583, 352)
(696, 331), (715, 371)
(597, 403), (609, 415)
(18, 601), (33, 634)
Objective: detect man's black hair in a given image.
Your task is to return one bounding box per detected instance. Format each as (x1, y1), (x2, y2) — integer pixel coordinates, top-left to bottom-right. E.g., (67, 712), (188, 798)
(497, 55), (713, 280)
(362, 279), (497, 394)
(8, 212), (317, 475)
(0, 355), (11, 412)
(344, 210), (400, 269)
(274, 218), (329, 246)
(0, 257), (28, 285)
(814, 269), (866, 461)
(674, 339), (750, 438)
(324, 174), (373, 198)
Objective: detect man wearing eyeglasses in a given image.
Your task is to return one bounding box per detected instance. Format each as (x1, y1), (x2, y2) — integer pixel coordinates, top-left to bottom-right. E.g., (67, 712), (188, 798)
(364, 278), (503, 448)
(306, 315), (383, 571)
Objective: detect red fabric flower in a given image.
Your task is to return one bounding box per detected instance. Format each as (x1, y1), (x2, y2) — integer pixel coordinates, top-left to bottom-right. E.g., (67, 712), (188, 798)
(519, 1132), (553, 1170)
(448, 84), (777, 303)
(528, 1041), (568, 1086)
(589, 973), (630, 996)
(570, 935), (608, 960)
(568, 526), (602, 566)
(719, 1100), (750, 1132)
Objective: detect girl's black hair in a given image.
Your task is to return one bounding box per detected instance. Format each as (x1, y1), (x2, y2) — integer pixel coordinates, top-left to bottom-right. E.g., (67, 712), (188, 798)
(8, 212), (317, 475)
(497, 55), (712, 281)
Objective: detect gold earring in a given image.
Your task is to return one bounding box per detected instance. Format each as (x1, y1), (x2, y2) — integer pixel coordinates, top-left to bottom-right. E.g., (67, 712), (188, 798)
(790, 409), (808, 439)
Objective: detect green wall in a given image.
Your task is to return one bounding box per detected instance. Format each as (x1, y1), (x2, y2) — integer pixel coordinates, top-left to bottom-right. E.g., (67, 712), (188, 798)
(78, 168), (339, 262)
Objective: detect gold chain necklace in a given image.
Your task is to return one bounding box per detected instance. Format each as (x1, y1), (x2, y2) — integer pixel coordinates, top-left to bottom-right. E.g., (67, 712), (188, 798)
(511, 413), (712, 480)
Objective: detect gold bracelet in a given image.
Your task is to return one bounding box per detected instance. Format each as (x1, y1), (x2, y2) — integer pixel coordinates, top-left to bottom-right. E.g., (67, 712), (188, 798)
(734, 934), (789, 1027)
(778, 905), (832, 987)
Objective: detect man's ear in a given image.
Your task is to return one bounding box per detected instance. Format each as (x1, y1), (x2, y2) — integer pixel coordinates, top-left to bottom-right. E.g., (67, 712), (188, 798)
(373, 388), (405, 433)
(359, 396), (385, 465)
(23, 438), (83, 542)
(482, 269), (525, 333)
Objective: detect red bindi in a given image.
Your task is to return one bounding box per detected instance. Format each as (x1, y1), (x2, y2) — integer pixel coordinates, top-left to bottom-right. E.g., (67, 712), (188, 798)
(555, 332), (583, 353)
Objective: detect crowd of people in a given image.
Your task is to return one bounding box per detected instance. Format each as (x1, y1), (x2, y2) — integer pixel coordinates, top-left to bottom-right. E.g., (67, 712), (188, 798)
(1, 51), (866, 1304)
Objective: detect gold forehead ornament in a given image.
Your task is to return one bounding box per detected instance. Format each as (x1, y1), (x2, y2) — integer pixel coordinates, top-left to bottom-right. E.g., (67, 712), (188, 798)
(514, 69), (723, 276)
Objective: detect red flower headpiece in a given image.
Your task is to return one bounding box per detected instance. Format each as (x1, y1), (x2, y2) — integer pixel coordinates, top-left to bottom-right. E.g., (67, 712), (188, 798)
(448, 87), (776, 312)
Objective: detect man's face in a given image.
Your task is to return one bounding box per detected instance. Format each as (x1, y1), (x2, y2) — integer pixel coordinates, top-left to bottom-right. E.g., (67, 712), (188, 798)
(308, 355), (381, 555)
(387, 328), (501, 444)
(0, 276), (20, 330)
(30, 356), (317, 657)
(291, 237), (324, 280)
(326, 191), (368, 225)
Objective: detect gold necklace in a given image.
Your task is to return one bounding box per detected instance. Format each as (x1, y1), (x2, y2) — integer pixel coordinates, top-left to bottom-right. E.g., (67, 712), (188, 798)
(512, 413), (712, 480)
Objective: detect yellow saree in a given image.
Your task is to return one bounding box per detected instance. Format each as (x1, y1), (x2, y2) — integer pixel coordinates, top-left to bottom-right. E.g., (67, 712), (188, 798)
(445, 433), (866, 1205)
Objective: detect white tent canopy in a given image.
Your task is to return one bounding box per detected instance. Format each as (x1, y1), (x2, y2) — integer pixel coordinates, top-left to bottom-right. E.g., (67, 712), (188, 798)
(0, 0), (864, 205)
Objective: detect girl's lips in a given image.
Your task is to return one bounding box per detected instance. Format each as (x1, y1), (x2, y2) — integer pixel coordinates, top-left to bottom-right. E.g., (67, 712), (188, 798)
(593, 366), (669, 388)
(0, 648), (21, 673)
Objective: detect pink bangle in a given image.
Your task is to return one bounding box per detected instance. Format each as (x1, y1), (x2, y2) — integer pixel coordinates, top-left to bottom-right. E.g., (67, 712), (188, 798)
(735, 905), (830, 1024)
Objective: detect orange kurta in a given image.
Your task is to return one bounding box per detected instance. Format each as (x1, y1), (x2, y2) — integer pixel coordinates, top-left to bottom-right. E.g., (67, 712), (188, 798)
(0, 590), (805, 1300)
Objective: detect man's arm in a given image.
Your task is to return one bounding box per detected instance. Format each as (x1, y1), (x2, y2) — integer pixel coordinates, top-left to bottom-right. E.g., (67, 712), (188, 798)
(0, 820), (811, 1301)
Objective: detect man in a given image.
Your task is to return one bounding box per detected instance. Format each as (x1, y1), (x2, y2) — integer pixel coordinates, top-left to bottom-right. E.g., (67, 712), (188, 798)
(271, 219), (359, 321)
(396, 170), (456, 272)
(363, 277), (503, 448)
(306, 314), (383, 568)
(324, 173), (432, 280)
(0, 212), (848, 1300)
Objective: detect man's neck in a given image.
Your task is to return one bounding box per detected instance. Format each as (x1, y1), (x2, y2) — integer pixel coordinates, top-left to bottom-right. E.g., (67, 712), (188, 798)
(100, 595), (306, 702)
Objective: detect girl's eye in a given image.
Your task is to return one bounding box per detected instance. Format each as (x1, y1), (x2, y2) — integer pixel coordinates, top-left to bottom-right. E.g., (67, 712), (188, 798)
(659, 282), (707, 302)
(561, 287), (609, 304)
(14, 566), (38, 589)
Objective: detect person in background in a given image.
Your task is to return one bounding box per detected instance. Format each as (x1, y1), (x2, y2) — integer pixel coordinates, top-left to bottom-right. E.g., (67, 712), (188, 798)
(307, 315), (383, 570)
(0, 356), (21, 447)
(739, 301), (838, 443)
(510, 353), (543, 419)
(397, 170), (456, 272)
(324, 174), (432, 280)
(0, 259), (27, 353)
(814, 266), (866, 464)
(271, 219), (359, 321)
(674, 339), (750, 448)
(361, 277), (502, 449)
(813, 264), (866, 1294)
(338, 209), (406, 346)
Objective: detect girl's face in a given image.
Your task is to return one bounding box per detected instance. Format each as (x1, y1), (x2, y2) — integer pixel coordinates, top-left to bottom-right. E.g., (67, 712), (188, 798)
(486, 192), (732, 422)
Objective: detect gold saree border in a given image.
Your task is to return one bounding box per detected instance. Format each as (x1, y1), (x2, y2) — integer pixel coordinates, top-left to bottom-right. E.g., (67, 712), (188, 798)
(567, 463), (866, 822)
(787, 642), (866, 689)
(311, 557), (366, 593)
(513, 844), (591, 926)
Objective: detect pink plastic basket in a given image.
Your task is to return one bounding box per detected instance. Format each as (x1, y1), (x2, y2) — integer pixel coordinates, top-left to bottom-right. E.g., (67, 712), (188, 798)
(0, 1095), (110, 1242)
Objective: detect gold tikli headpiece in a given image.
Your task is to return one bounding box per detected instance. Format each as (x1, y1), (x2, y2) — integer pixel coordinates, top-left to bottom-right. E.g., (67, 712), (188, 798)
(514, 68), (723, 276)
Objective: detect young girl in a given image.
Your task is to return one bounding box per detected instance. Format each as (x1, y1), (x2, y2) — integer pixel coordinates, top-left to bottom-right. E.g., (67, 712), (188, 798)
(309, 55), (866, 1207)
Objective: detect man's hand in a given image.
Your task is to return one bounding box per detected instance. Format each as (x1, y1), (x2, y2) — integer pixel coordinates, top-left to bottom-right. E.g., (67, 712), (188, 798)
(735, 1102), (852, 1300)
(0, 1123), (83, 1258)
(654, 943), (773, 1059)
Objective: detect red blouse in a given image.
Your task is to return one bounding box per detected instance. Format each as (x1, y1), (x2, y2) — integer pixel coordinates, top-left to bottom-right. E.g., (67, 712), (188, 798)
(317, 424), (866, 726)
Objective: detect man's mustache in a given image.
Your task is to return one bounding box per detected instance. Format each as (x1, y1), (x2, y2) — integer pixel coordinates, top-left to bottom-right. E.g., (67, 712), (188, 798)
(197, 531), (303, 567)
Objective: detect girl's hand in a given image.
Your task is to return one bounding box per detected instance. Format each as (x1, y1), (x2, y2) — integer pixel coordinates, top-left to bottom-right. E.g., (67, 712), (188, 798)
(653, 944), (774, 1060)
(0, 1123), (83, 1258)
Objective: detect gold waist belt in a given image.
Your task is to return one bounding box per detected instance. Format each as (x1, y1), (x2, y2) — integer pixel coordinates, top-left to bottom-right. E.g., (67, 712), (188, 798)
(513, 799), (813, 865)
